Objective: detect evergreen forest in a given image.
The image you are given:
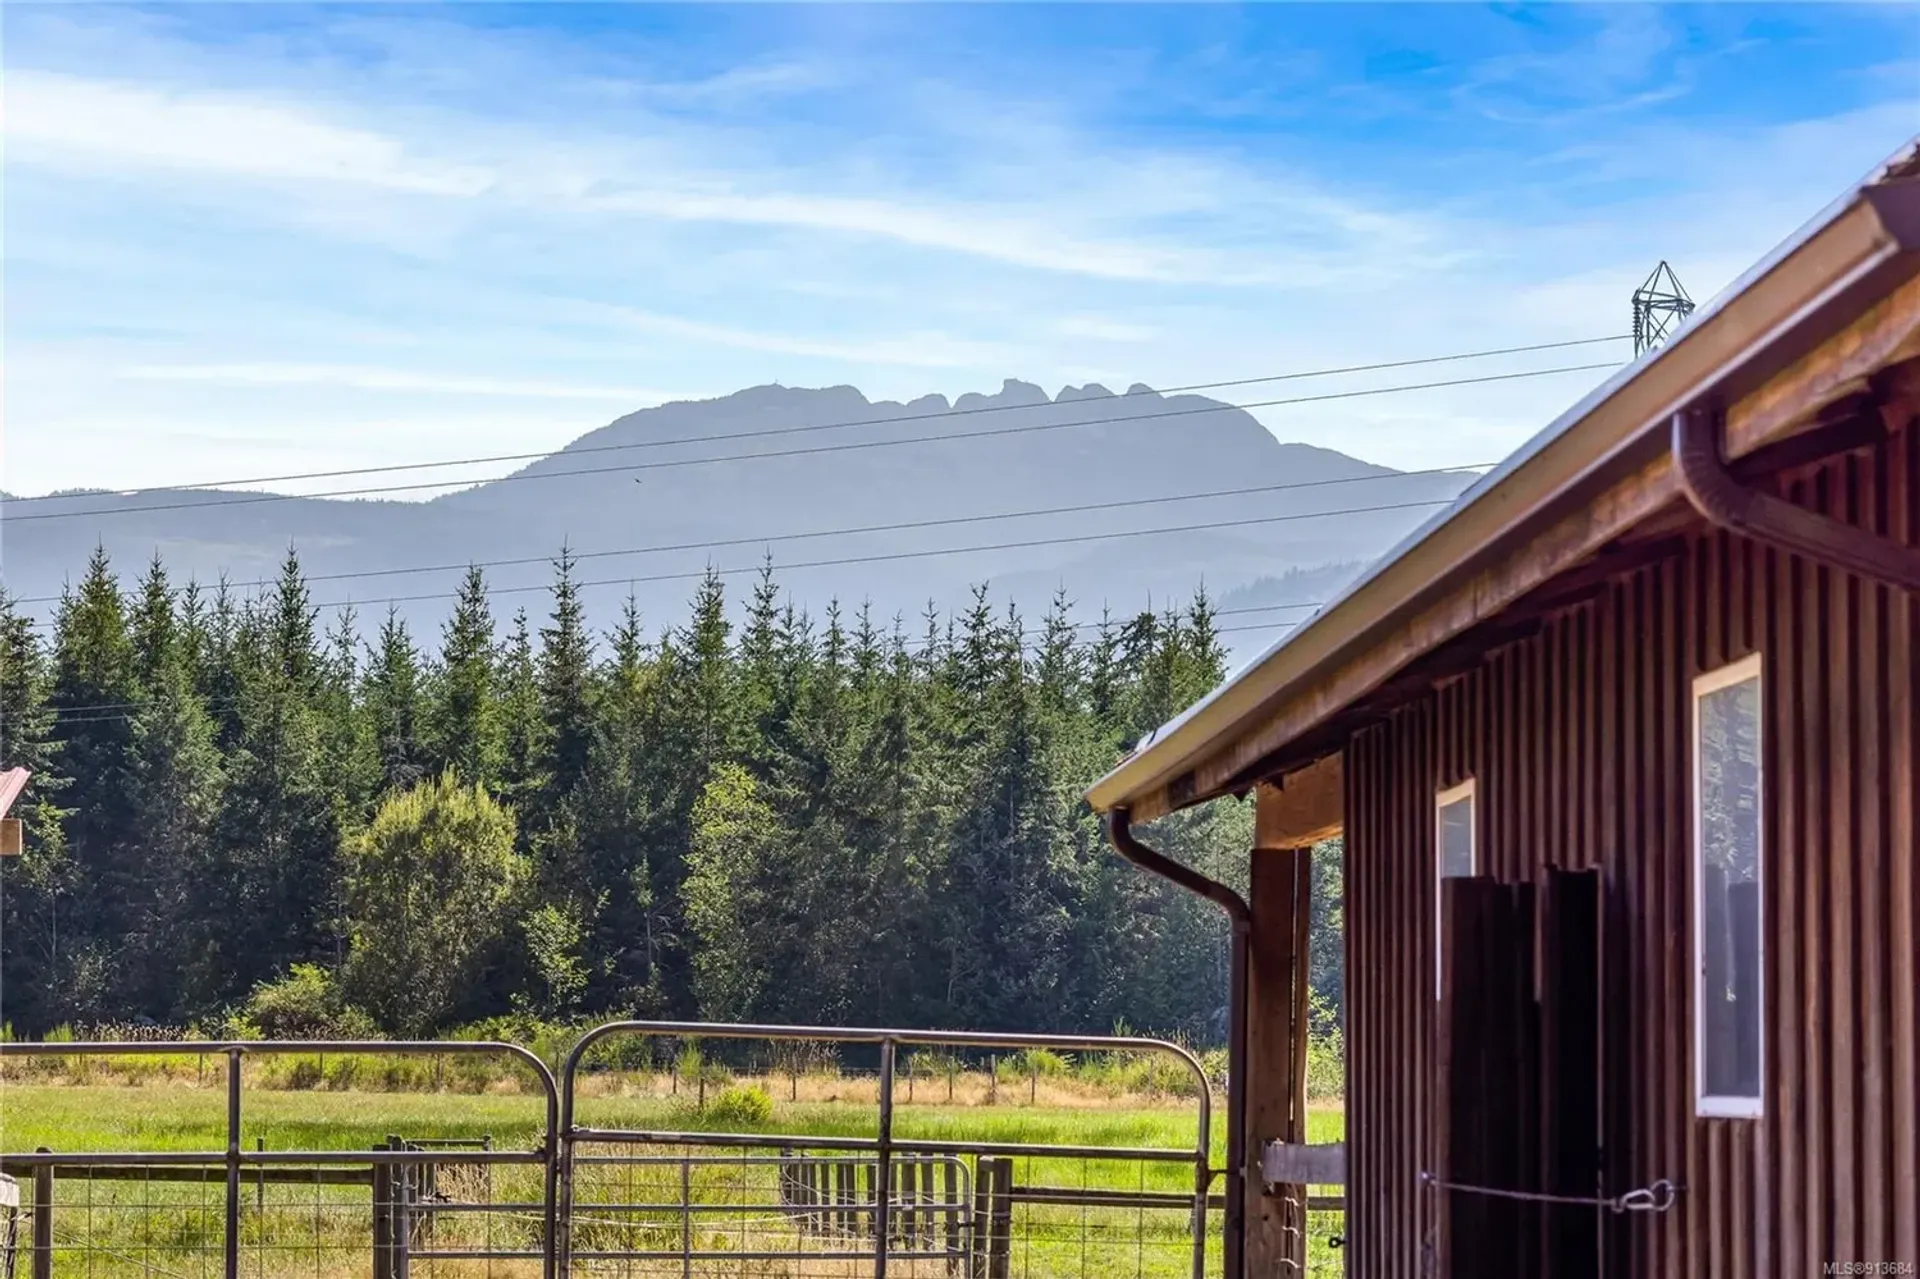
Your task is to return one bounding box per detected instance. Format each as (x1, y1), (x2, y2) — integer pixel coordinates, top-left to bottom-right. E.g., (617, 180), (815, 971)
(0, 547), (1341, 1044)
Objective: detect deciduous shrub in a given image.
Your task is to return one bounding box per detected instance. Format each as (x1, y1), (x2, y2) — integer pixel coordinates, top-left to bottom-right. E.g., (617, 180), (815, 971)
(703, 1084), (774, 1127)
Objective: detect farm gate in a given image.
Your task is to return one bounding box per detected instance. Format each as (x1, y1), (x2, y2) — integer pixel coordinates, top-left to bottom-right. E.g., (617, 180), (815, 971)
(0, 1022), (1345, 1278)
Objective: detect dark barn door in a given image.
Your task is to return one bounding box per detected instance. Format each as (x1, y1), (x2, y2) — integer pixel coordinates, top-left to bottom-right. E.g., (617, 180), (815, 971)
(1440, 870), (1609, 1279)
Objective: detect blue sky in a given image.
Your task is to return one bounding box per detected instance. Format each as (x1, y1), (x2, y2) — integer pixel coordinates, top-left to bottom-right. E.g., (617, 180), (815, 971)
(4, 3), (1916, 497)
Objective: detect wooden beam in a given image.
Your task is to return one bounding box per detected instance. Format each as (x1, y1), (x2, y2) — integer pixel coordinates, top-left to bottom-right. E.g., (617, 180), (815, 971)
(1723, 268), (1920, 459)
(1729, 395), (1886, 481)
(1245, 846), (1313, 1277)
(1254, 756), (1344, 849)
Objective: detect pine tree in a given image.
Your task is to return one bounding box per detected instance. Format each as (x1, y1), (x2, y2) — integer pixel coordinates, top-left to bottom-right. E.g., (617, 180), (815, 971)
(123, 626), (226, 1018)
(268, 548), (319, 689)
(192, 554), (340, 1010)
(0, 586), (78, 1032)
(317, 603), (378, 823)
(640, 569), (741, 1011)
(497, 608), (547, 818)
(428, 566), (502, 787)
(129, 555), (177, 692)
(571, 595), (657, 1008)
(363, 607), (426, 792)
(538, 549), (597, 807)
(199, 578), (251, 751)
(6, 538), (1276, 1042)
(48, 546), (140, 1016)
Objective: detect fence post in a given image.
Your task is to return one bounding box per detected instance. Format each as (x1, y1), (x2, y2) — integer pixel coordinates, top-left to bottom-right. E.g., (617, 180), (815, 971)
(372, 1141), (392, 1279)
(552, 1126), (571, 1279)
(679, 1157), (692, 1279)
(969, 1157), (1012, 1279)
(990, 1158), (1013, 1279)
(225, 1050), (242, 1279)
(386, 1136), (412, 1279)
(874, 1039), (897, 1279)
(30, 1150), (51, 1279)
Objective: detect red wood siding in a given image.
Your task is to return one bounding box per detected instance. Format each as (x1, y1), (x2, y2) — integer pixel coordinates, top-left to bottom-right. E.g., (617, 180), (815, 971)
(1341, 422), (1919, 1278)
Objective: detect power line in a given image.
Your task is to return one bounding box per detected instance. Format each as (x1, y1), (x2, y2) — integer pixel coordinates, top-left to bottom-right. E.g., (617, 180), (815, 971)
(11, 462), (1490, 605)
(4, 335), (1626, 507)
(4, 361), (1614, 524)
(311, 498), (1448, 609)
(23, 603), (1325, 719)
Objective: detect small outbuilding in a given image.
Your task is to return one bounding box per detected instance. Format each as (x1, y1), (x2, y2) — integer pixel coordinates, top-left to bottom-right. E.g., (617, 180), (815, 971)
(1089, 136), (1920, 1279)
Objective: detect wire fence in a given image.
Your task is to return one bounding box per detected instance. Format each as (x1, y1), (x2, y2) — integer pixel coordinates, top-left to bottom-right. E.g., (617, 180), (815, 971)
(0, 1026), (1345, 1279)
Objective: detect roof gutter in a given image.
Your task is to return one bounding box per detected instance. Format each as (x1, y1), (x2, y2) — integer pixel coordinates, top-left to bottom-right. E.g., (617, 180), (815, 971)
(1087, 139), (1920, 819)
(1674, 404), (1920, 594)
(1105, 808), (1250, 1279)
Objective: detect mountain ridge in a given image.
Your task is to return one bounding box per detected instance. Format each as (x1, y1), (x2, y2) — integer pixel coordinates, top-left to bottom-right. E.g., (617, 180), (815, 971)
(1, 380), (1472, 651)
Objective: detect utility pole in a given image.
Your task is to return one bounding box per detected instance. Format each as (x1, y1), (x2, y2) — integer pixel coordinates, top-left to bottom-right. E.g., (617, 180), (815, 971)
(1632, 261), (1694, 356)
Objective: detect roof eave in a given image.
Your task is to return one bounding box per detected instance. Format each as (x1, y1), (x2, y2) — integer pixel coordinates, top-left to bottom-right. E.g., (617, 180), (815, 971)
(1087, 138), (1920, 818)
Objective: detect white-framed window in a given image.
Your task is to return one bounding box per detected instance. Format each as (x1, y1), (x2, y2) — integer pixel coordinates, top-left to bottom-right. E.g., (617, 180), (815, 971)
(1692, 653), (1764, 1118)
(1434, 779), (1477, 1000)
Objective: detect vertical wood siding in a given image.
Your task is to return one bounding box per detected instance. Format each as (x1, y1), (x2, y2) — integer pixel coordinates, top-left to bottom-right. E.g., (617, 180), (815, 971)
(1341, 421), (1919, 1278)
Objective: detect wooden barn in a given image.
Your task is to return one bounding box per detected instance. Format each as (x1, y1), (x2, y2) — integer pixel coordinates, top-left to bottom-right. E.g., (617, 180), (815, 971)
(1089, 136), (1920, 1279)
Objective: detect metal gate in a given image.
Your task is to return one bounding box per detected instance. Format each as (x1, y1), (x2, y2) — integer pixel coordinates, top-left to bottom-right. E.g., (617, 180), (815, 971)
(0, 1039), (558, 1278)
(1, 1022), (1236, 1279)
(557, 1023), (1214, 1279)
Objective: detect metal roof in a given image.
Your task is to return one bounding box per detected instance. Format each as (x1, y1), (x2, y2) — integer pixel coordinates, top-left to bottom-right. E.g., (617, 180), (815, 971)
(1087, 133), (1920, 816)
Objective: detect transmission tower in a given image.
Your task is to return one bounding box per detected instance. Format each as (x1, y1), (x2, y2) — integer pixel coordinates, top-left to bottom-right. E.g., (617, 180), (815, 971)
(1631, 261), (1694, 356)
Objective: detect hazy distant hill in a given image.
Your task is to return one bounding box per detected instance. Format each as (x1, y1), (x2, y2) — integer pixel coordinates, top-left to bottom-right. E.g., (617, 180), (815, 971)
(1, 380), (1471, 651)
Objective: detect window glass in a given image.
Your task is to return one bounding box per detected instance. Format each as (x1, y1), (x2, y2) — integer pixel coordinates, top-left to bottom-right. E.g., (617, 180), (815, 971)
(1696, 664), (1762, 1113)
(1435, 783), (1475, 999)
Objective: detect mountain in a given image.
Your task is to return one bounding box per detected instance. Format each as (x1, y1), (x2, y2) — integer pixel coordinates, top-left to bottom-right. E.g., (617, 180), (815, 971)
(0, 380), (1473, 649)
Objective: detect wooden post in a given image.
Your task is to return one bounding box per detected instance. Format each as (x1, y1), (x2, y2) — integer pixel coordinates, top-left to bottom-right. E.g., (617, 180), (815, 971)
(987, 1158), (1012, 1279)
(30, 1151), (51, 1279)
(1246, 839), (1315, 1277)
(966, 1156), (1013, 1279)
(1246, 762), (1343, 1278)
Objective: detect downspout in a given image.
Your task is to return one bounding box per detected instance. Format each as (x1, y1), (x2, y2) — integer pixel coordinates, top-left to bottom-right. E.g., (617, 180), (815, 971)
(1673, 406), (1920, 593)
(1106, 806), (1250, 1279)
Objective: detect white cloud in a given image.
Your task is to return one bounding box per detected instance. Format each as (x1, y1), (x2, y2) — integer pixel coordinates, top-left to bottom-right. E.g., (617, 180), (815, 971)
(1053, 316), (1158, 343)
(3, 70), (494, 195)
(582, 186), (1248, 284)
(118, 362), (683, 402)
(4, 9), (1914, 505)
(589, 306), (1012, 370)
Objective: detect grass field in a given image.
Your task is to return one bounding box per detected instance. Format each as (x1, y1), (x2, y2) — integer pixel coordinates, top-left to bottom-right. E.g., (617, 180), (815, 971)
(1, 1075), (1346, 1277)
